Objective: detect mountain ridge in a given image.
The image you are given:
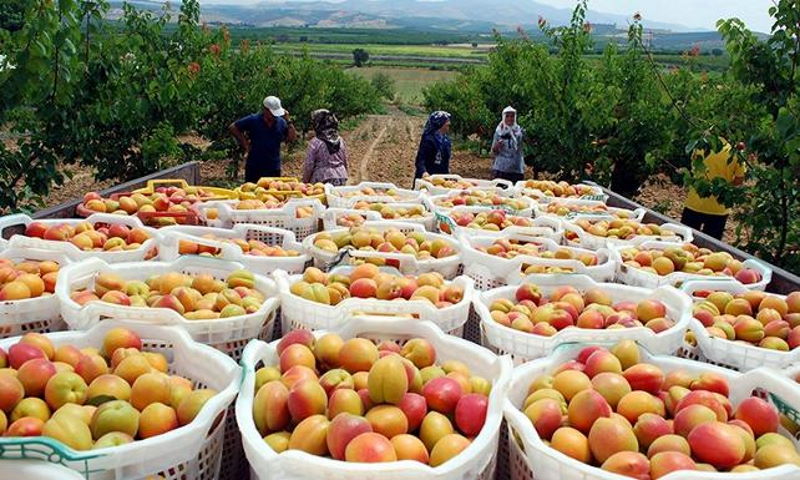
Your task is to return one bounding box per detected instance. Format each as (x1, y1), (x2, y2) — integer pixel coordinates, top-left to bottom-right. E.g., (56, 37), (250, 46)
(121, 0), (706, 31)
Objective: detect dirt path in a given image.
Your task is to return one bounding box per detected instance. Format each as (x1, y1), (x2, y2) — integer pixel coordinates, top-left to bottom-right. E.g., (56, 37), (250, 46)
(355, 119), (390, 183)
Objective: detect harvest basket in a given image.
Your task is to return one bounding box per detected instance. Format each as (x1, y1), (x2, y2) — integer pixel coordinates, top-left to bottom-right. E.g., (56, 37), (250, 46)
(325, 182), (423, 208)
(234, 177), (327, 205)
(55, 256), (279, 360)
(677, 279), (797, 372)
(475, 274), (692, 364)
(531, 199), (646, 221)
(435, 208), (563, 243)
(322, 200), (437, 232)
(460, 233), (616, 290)
(195, 198), (325, 240)
(157, 224), (310, 275)
(612, 241), (772, 290)
(237, 315), (513, 480)
(273, 266), (475, 337)
(302, 221), (462, 278)
(0, 248), (71, 337)
(132, 178), (237, 201)
(504, 343), (800, 480)
(562, 215), (693, 250)
(0, 213), (158, 263)
(513, 180), (607, 204)
(413, 174), (514, 196)
(0, 320), (239, 480)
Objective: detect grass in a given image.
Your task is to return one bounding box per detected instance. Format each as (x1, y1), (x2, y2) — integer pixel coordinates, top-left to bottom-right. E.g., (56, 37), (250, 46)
(347, 66), (458, 104)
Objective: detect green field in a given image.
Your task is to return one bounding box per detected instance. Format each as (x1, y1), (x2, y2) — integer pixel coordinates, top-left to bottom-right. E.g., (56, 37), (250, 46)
(274, 42), (491, 59)
(347, 67), (458, 104)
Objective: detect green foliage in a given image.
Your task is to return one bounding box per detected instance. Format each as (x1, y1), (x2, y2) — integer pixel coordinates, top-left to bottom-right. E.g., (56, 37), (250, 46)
(422, 0), (798, 271)
(423, 1), (661, 190)
(0, 0), (26, 32)
(686, 0), (800, 271)
(352, 48), (369, 67)
(0, 0), (382, 211)
(370, 72), (396, 101)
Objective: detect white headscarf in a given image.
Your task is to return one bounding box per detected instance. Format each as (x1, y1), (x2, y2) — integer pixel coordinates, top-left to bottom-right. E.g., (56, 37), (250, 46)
(496, 106), (523, 151)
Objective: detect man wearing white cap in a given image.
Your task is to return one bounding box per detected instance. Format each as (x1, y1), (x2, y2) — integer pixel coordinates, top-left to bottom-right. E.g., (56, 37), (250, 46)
(229, 95), (298, 182)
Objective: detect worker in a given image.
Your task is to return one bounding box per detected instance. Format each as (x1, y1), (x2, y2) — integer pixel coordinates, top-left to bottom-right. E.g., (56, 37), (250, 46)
(229, 95), (298, 182)
(681, 140), (746, 239)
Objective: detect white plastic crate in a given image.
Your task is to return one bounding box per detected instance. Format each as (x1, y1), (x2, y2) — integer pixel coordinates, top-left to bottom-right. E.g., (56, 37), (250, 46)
(0, 320), (239, 480)
(322, 201), (437, 232)
(0, 213), (158, 263)
(273, 267), (475, 337)
(612, 241), (772, 290)
(302, 221), (462, 278)
(677, 279), (798, 372)
(195, 199), (324, 240)
(512, 181), (608, 204)
(531, 199), (646, 221)
(435, 208), (563, 243)
(428, 192), (535, 218)
(0, 460), (86, 479)
(504, 344), (800, 480)
(157, 224), (310, 275)
(325, 182), (423, 208)
(475, 275), (692, 364)
(414, 174), (514, 196)
(460, 233), (616, 290)
(562, 214), (693, 250)
(679, 278), (753, 299)
(55, 256), (279, 360)
(0, 248), (71, 337)
(237, 315), (513, 480)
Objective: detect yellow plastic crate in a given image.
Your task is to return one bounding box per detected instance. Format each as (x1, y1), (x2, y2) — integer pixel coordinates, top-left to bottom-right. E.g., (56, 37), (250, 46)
(133, 179), (237, 201)
(235, 177), (327, 205)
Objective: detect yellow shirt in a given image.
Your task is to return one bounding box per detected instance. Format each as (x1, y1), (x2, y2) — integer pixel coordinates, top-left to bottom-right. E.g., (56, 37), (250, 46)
(685, 144), (745, 216)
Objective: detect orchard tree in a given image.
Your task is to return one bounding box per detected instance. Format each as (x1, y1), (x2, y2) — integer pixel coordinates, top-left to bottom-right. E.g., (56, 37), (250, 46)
(688, 0), (800, 270)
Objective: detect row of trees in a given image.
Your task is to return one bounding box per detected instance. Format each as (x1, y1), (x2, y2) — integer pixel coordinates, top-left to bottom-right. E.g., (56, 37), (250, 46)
(424, 0), (799, 272)
(0, 0), (383, 212)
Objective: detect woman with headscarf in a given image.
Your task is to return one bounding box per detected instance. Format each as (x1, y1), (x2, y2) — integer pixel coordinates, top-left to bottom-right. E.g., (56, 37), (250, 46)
(302, 109), (348, 186)
(491, 106), (525, 183)
(414, 111), (452, 183)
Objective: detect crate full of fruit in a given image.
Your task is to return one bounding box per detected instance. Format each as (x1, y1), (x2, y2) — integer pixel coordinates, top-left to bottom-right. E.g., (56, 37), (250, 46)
(236, 315), (512, 480)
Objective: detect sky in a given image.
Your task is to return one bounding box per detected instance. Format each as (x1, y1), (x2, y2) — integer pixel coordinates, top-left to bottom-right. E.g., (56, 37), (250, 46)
(536, 0), (774, 32)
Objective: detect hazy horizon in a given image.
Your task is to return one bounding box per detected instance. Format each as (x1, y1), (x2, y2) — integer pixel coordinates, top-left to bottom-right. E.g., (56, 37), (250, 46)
(199, 0), (775, 33)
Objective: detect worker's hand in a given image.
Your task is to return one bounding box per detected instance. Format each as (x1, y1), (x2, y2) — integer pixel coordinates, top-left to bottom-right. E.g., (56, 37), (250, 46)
(283, 110), (292, 123)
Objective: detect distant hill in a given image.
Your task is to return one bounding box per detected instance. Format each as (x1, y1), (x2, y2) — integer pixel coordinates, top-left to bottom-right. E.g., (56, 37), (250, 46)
(107, 0), (738, 52)
(111, 0), (700, 32)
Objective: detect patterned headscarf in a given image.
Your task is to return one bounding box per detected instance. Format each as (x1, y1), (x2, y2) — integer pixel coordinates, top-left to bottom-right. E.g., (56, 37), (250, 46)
(423, 111), (451, 137)
(311, 109), (342, 154)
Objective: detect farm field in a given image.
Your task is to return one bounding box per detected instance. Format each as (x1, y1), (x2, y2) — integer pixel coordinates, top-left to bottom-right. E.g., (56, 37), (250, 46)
(273, 42), (492, 58)
(348, 67), (458, 104)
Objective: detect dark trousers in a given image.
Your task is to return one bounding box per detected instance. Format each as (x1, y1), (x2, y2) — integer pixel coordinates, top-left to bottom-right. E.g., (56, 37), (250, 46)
(681, 207), (728, 240)
(245, 163), (281, 184)
(491, 170), (524, 186)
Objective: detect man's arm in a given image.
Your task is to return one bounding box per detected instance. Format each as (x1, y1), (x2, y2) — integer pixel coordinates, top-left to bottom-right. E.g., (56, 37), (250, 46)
(284, 112), (298, 143)
(229, 121), (250, 154)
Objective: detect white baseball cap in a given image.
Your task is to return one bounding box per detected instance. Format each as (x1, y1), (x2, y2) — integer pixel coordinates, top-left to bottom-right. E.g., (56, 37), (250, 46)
(263, 96), (286, 117)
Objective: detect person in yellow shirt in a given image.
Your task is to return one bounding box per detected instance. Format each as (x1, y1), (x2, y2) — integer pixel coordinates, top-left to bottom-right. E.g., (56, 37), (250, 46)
(681, 140), (746, 239)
